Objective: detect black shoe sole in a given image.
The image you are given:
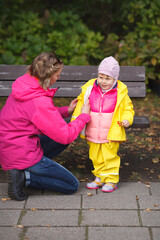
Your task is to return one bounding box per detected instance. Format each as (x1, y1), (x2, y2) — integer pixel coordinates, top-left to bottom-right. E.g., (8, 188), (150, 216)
(6, 171), (27, 201)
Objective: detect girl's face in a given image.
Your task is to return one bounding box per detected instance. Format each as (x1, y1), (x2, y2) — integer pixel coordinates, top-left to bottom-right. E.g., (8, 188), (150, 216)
(50, 68), (62, 85)
(97, 73), (115, 91)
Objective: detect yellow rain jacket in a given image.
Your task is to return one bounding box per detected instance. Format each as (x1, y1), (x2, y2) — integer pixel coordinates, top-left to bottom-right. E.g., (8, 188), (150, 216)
(71, 78), (135, 142)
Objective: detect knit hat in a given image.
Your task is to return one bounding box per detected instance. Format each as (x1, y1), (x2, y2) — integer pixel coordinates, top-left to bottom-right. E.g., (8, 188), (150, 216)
(98, 56), (120, 80)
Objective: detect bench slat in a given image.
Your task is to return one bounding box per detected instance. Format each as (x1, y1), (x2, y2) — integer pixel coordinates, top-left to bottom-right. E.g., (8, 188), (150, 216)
(0, 65), (145, 82)
(53, 82), (146, 98)
(132, 116), (150, 128)
(0, 80), (146, 97)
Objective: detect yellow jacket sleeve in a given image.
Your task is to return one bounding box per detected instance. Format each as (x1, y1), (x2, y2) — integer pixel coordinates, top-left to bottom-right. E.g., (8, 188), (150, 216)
(71, 91), (84, 122)
(71, 79), (96, 122)
(121, 94), (135, 126)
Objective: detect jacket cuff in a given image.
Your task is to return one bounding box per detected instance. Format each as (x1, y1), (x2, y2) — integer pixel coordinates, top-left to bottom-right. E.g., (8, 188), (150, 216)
(77, 113), (91, 123)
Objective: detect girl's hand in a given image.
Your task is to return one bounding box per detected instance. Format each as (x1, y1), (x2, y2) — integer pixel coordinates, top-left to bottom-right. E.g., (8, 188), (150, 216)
(81, 99), (90, 114)
(68, 98), (78, 115)
(121, 119), (130, 128)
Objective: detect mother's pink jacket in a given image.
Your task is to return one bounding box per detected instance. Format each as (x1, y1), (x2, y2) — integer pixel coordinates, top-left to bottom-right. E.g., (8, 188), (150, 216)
(0, 73), (90, 170)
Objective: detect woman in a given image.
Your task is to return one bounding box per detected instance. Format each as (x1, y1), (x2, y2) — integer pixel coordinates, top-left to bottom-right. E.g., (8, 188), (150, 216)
(0, 52), (90, 200)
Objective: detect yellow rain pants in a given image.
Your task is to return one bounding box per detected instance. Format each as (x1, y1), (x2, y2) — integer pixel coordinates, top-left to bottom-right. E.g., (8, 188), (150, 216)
(87, 141), (120, 183)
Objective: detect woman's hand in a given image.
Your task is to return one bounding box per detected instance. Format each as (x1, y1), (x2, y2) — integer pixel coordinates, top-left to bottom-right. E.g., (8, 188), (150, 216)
(121, 119), (130, 128)
(81, 99), (90, 114)
(68, 98), (78, 115)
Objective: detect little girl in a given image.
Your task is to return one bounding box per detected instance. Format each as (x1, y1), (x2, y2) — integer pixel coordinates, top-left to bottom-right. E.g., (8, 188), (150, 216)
(71, 56), (135, 192)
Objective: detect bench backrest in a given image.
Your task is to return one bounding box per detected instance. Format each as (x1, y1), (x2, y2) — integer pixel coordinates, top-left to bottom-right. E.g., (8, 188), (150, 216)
(0, 65), (145, 97)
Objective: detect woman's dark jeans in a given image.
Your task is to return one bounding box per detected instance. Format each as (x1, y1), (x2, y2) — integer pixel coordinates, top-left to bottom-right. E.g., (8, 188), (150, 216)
(25, 135), (79, 194)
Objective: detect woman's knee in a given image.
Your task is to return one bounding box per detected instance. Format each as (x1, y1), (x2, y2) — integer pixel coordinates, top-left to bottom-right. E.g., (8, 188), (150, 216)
(69, 178), (79, 194)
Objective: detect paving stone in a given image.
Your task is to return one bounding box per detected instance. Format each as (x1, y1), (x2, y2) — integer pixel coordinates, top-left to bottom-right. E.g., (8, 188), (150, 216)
(0, 197), (25, 209)
(25, 195), (81, 209)
(0, 183), (8, 195)
(141, 211), (160, 226)
(97, 182), (150, 196)
(43, 190), (62, 195)
(43, 182), (96, 195)
(81, 210), (139, 226)
(21, 210), (79, 226)
(76, 182), (97, 195)
(25, 227), (86, 240)
(83, 193), (137, 209)
(150, 183), (160, 195)
(0, 227), (23, 240)
(0, 182), (159, 239)
(118, 182), (149, 195)
(0, 210), (22, 226)
(138, 195), (160, 210)
(24, 187), (43, 195)
(152, 228), (160, 240)
(88, 227), (150, 240)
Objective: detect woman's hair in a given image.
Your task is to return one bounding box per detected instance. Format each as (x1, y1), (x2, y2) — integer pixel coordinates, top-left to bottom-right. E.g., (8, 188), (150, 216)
(28, 52), (63, 90)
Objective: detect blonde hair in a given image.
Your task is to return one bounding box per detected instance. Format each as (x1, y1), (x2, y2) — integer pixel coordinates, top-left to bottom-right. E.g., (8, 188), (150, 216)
(28, 52), (63, 90)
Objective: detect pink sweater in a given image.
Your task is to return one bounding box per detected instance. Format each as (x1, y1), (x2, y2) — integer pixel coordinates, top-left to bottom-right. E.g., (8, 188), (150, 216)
(0, 73), (90, 170)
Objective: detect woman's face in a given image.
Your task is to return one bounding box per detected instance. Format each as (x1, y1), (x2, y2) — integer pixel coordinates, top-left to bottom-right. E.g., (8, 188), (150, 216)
(50, 68), (62, 85)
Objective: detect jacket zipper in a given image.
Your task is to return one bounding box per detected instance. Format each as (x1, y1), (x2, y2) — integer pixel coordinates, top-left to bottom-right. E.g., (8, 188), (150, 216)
(98, 90), (104, 141)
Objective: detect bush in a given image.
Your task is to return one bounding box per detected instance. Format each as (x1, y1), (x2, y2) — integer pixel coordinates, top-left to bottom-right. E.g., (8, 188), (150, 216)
(103, 0), (160, 85)
(0, 10), (104, 65)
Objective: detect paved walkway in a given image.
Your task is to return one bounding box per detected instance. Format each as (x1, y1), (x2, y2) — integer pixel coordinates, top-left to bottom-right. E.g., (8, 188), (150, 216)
(0, 182), (160, 240)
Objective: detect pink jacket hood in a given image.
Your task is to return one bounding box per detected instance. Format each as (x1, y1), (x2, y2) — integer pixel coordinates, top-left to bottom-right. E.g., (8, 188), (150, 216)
(12, 73), (57, 101)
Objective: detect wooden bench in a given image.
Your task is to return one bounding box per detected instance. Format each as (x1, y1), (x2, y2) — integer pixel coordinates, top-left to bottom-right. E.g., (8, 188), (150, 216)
(0, 65), (150, 128)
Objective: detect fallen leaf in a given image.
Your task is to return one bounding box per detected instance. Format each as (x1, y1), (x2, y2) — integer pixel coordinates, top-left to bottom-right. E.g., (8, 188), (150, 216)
(87, 193), (93, 196)
(144, 182), (150, 185)
(1, 198), (11, 202)
(152, 158), (159, 164)
(146, 137), (153, 142)
(124, 163), (129, 166)
(154, 204), (159, 207)
(130, 172), (142, 181)
(14, 225), (24, 228)
(141, 154), (146, 157)
(144, 208), (151, 211)
(148, 133), (154, 136)
(80, 179), (86, 182)
(31, 208), (37, 211)
(77, 165), (85, 169)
